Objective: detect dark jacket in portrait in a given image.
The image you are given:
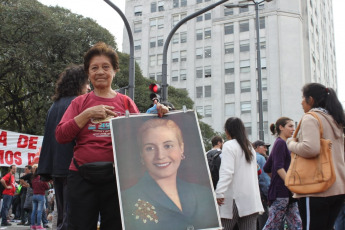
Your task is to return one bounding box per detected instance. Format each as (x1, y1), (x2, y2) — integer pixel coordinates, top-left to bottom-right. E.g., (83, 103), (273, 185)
(121, 172), (220, 230)
(38, 96), (76, 178)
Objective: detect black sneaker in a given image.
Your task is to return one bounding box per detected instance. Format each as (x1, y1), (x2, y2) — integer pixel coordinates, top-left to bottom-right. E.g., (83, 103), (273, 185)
(24, 222), (31, 226)
(1, 222), (12, 226)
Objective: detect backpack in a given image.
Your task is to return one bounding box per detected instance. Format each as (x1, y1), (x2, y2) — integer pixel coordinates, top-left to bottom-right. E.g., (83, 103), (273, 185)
(207, 150), (222, 189)
(0, 173), (11, 199)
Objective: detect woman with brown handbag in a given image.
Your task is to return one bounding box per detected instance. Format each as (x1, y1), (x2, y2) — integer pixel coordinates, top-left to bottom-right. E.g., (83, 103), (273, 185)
(287, 83), (345, 230)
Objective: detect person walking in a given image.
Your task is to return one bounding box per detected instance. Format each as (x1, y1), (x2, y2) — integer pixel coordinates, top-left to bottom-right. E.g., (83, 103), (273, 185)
(263, 117), (302, 230)
(216, 117), (263, 230)
(287, 83), (345, 230)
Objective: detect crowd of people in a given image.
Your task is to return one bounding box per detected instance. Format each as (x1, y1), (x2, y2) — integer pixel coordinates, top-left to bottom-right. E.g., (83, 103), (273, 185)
(0, 164), (54, 229)
(1, 40), (344, 230)
(209, 83), (345, 230)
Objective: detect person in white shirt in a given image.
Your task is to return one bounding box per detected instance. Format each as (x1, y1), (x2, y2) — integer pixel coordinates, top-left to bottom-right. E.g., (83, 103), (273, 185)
(216, 117), (263, 230)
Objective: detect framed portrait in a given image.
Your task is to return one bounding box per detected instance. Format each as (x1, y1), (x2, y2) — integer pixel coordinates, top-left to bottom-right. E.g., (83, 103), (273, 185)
(110, 110), (221, 230)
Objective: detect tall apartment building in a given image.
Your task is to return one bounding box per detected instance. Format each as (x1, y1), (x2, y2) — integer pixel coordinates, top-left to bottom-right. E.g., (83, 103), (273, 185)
(122, 0), (337, 143)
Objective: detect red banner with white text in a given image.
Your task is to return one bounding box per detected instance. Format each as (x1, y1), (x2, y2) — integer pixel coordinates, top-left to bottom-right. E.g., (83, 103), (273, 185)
(0, 129), (43, 168)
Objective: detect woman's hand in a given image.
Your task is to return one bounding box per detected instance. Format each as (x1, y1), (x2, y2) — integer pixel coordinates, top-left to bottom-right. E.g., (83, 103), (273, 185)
(85, 105), (116, 119)
(75, 105), (116, 128)
(217, 198), (225, 206)
(156, 103), (169, 118)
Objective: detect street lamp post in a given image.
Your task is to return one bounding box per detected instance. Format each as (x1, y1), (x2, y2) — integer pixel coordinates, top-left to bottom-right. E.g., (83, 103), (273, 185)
(225, 0), (271, 141)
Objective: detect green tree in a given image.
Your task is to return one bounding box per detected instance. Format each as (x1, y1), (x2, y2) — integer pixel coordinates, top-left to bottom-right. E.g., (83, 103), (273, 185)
(0, 0), (116, 134)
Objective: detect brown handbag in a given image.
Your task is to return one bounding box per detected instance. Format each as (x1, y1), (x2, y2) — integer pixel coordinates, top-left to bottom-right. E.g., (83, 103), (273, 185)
(285, 111), (336, 194)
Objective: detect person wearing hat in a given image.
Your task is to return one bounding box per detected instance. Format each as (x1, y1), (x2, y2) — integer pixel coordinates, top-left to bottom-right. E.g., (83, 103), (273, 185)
(253, 140), (271, 230)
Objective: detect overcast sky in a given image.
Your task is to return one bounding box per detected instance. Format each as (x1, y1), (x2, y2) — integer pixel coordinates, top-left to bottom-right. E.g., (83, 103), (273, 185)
(37, 0), (344, 103)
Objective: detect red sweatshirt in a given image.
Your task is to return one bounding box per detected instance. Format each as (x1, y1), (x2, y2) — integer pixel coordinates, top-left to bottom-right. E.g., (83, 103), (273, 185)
(55, 92), (139, 171)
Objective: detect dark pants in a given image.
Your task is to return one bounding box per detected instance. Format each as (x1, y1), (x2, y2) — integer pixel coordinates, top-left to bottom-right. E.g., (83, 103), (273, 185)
(20, 191), (27, 223)
(257, 195), (269, 230)
(298, 194), (345, 230)
(67, 171), (121, 230)
(1, 195), (13, 224)
(54, 177), (68, 230)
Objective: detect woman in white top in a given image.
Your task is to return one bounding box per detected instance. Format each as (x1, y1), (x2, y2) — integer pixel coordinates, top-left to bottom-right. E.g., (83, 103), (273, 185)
(216, 117), (263, 230)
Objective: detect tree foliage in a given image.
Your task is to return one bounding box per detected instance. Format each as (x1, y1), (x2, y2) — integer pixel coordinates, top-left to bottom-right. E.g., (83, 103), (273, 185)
(0, 0), (217, 150)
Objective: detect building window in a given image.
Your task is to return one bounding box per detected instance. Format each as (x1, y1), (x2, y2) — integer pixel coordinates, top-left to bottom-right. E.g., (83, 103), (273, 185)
(241, 101), (251, 114)
(158, 1), (164, 11)
(172, 34), (179, 44)
(196, 86), (203, 98)
(204, 28), (211, 39)
(240, 60), (250, 73)
(225, 82), (235, 94)
(180, 32), (187, 43)
(240, 40), (250, 52)
(196, 106), (204, 116)
(257, 100), (268, 112)
(156, 73), (162, 83)
(150, 37), (156, 48)
(157, 17), (164, 29)
(239, 5), (249, 13)
(157, 36), (164, 46)
(173, 15), (180, 26)
(180, 69), (187, 80)
(196, 67), (203, 78)
(172, 52), (179, 62)
(150, 18), (157, 28)
(225, 43), (234, 54)
(224, 23), (234, 35)
(134, 22), (142, 33)
(224, 8), (234, 16)
(197, 0), (203, 3)
(204, 66), (211, 78)
(240, 20), (249, 32)
(196, 48), (203, 59)
(134, 5), (143, 16)
(204, 47), (211, 58)
(196, 14), (203, 22)
(181, 0), (187, 7)
(151, 2), (157, 13)
(225, 103), (235, 117)
(134, 40), (141, 50)
(225, 62), (235, 74)
(244, 122), (252, 135)
(149, 73), (155, 80)
(204, 12), (211, 20)
(157, 54), (163, 65)
(173, 0), (179, 8)
(240, 80), (251, 93)
(258, 37), (266, 49)
(261, 58), (267, 69)
(180, 50), (187, 62)
(256, 78), (267, 91)
(204, 105), (212, 117)
(196, 29), (203, 40)
(172, 70), (179, 81)
(149, 55), (156, 66)
(260, 17), (265, 29)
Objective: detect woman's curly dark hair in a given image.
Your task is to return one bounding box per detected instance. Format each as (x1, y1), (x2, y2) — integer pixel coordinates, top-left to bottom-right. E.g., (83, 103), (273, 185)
(52, 65), (89, 101)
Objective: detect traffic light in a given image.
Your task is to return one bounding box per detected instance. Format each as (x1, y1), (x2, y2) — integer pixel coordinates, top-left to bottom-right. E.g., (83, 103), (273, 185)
(149, 83), (161, 102)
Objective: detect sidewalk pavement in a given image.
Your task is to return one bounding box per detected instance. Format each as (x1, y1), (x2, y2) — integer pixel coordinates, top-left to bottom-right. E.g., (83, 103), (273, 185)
(0, 221), (53, 230)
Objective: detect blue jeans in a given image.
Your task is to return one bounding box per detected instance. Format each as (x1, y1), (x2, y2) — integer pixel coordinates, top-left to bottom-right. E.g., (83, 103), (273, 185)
(335, 204), (345, 230)
(1, 195), (13, 224)
(31, 194), (45, 226)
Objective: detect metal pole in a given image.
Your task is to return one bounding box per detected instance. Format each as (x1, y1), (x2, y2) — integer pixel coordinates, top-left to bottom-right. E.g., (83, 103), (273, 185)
(161, 0), (229, 102)
(254, 1), (264, 141)
(104, 0), (135, 100)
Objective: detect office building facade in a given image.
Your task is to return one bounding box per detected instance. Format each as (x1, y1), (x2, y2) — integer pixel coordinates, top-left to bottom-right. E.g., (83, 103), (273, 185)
(122, 0), (337, 143)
